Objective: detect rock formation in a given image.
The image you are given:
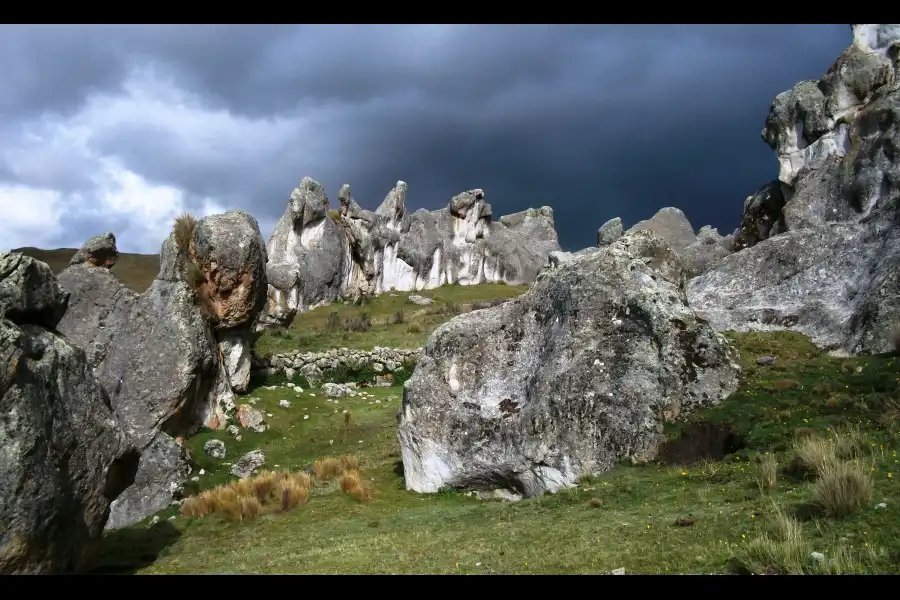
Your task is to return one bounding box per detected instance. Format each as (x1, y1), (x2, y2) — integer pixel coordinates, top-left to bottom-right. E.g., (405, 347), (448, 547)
(260, 178), (347, 328)
(397, 230), (740, 499)
(54, 211), (269, 529)
(0, 253), (139, 573)
(687, 23), (900, 354)
(260, 179), (560, 328)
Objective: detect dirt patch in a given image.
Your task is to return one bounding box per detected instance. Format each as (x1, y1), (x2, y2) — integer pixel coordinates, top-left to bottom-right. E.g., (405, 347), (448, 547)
(656, 421), (745, 466)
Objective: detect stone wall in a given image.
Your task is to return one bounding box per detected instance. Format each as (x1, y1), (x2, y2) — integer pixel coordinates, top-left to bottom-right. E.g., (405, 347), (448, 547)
(251, 346), (422, 387)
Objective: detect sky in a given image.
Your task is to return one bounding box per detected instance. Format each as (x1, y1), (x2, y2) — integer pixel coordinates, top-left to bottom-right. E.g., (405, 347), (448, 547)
(0, 24), (851, 255)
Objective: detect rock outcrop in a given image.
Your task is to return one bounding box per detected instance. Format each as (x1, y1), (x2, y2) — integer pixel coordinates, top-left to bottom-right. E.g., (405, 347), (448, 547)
(586, 208), (735, 279)
(56, 233), (138, 368)
(0, 253), (139, 574)
(687, 24), (900, 354)
(54, 213), (268, 530)
(261, 179), (560, 328)
(397, 230), (740, 499)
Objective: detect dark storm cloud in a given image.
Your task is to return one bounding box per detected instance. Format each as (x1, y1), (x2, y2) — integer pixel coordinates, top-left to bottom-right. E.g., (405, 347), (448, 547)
(1, 24), (852, 252)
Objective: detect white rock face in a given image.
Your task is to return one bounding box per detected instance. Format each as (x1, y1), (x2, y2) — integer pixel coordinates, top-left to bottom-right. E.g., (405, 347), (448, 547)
(260, 179), (561, 327)
(689, 24), (900, 355)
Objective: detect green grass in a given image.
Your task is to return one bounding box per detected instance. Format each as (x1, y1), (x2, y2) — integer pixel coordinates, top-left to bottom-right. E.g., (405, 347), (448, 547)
(11, 246), (159, 293)
(254, 282), (528, 355)
(90, 330), (900, 574)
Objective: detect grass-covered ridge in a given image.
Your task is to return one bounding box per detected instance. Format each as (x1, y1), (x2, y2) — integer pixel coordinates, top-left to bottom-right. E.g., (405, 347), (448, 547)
(92, 330), (900, 574)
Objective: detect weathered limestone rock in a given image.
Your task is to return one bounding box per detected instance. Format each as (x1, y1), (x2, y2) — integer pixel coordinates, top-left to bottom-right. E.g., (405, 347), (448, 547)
(597, 217), (623, 246)
(680, 226), (735, 278)
(0, 253), (138, 574)
(91, 212), (265, 529)
(231, 450), (265, 478)
(69, 232), (119, 268)
(261, 179), (561, 327)
(688, 24), (900, 355)
(733, 181), (786, 250)
(0, 253), (69, 328)
(260, 177), (346, 327)
(397, 230), (740, 498)
(104, 432), (190, 530)
(626, 207), (697, 252)
(56, 263), (137, 368)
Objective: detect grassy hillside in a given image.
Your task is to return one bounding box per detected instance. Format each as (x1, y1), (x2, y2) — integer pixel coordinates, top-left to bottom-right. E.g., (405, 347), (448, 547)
(93, 331), (900, 574)
(11, 247), (159, 294)
(254, 282), (528, 355)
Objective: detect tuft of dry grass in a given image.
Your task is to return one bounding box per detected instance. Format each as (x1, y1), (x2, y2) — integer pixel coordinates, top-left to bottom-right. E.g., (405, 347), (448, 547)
(790, 428), (874, 518)
(339, 469), (373, 502)
(733, 504), (879, 574)
(754, 452), (778, 494)
(793, 435), (837, 476)
(180, 470), (311, 522)
(810, 460), (874, 518)
(173, 212), (198, 254)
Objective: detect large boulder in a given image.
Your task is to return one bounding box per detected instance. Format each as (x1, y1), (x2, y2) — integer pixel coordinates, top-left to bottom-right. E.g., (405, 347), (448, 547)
(687, 24), (900, 355)
(56, 239), (138, 368)
(0, 253), (138, 574)
(397, 230), (740, 499)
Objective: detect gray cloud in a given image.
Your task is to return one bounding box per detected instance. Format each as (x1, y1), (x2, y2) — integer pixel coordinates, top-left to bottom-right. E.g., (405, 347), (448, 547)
(0, 24), (851, 253)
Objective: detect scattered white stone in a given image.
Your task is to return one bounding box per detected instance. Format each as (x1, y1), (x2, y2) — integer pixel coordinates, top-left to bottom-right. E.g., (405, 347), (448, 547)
(191, 476), (199, 482)
(226, 424), (240, 438)
(199, 469), (205, 475)
(310, 393), (317, 397)
(235, 435), (242, 441)
(279, 399), (292, 408)
(168, 516), (176, 521)
(286, 383), (295, 388)
(811, 552), (825, 562)
(876, 502), (888, 510)
(150, 515), (160, 526)
(266, 412), (273, 417)
(303, 415), (309, 420)
(329, 440), (334, 445)
(611, 567), (626, 575)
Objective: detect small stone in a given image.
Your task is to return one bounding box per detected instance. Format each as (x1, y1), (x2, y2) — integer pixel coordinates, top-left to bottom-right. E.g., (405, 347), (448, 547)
(611, 567), (626, 575)
(279, 399), (292, 408)
(876, 502), (887, 510)
(191, 476), (199, 482)
(226, 425), (240, 438)
(266, 413), (273, 418)
(199, 469), (205, 475)
(203, 439), (226, 459)
(303, 415), (309, 420)
(231, 449), (266, 478)
(756, 355), (777, 366)
(811, 552), (825, 562)
(150, 515), (160, 526)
